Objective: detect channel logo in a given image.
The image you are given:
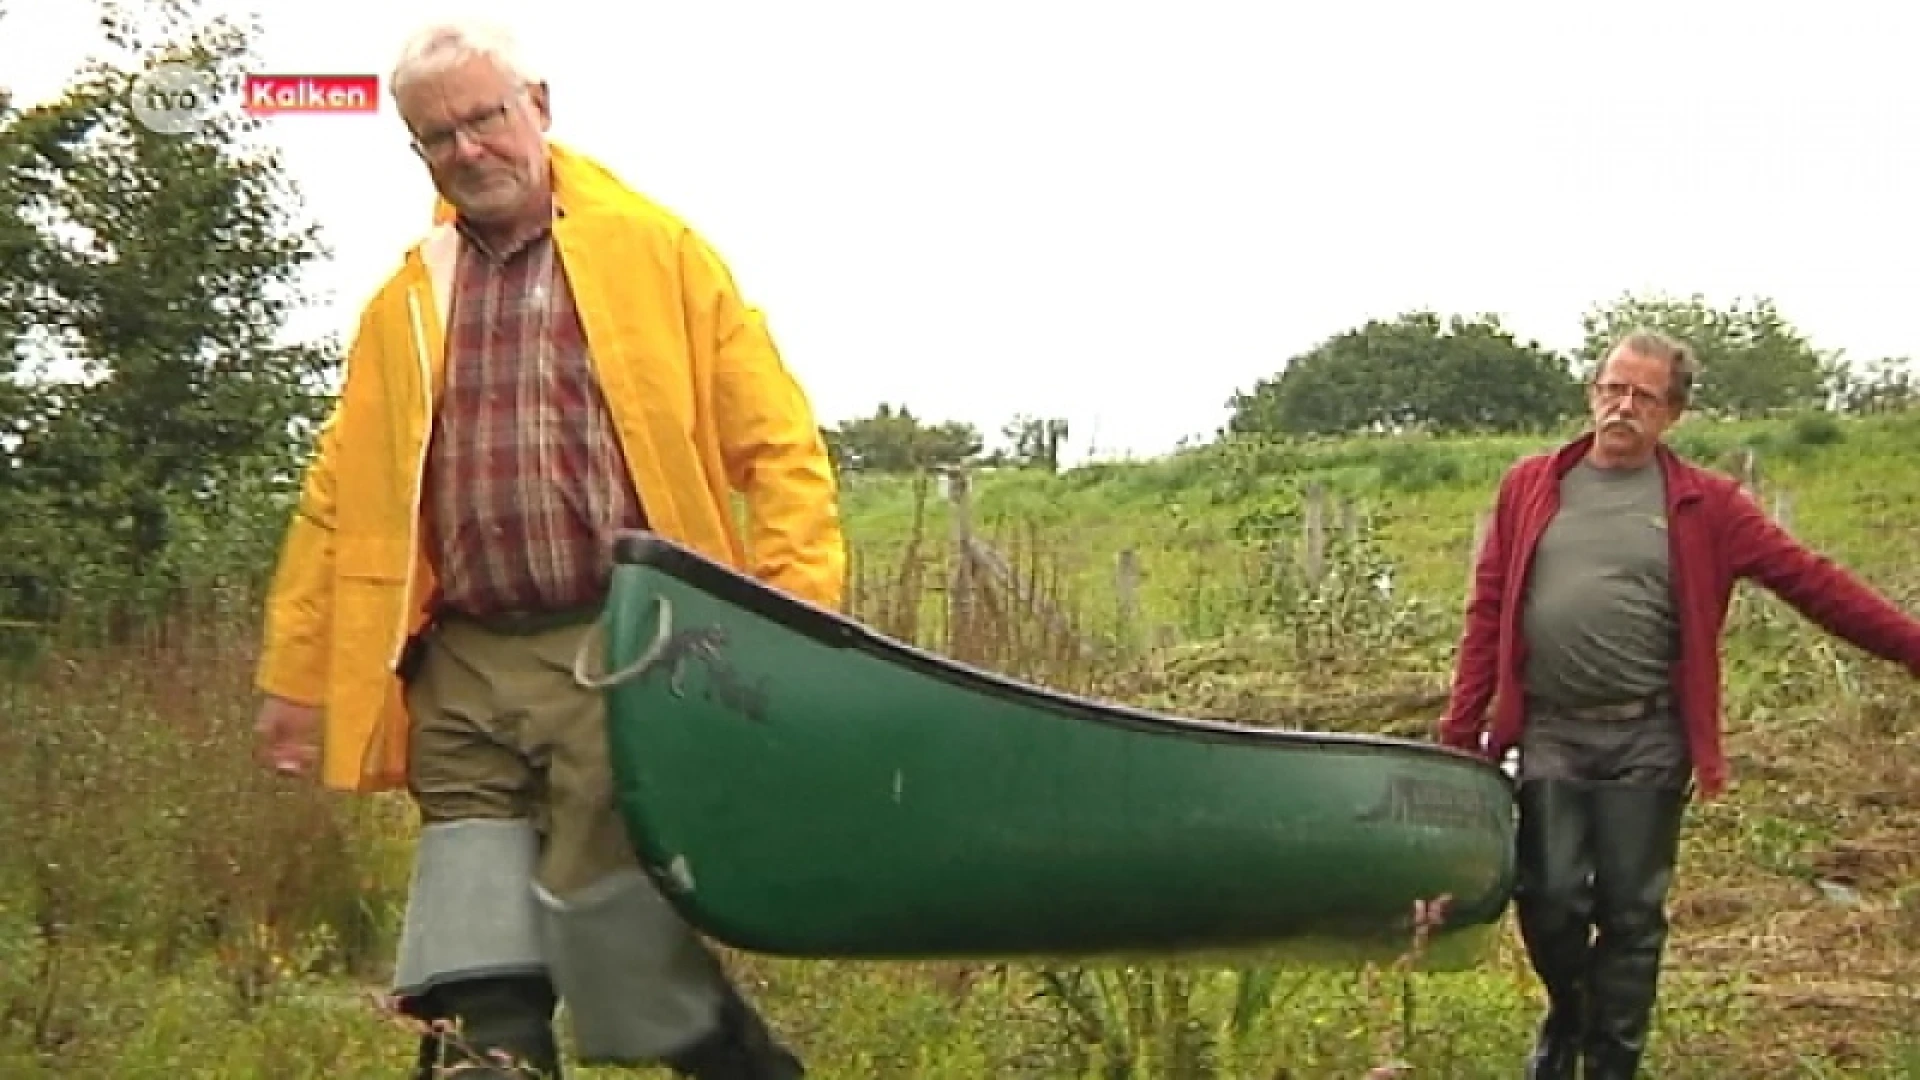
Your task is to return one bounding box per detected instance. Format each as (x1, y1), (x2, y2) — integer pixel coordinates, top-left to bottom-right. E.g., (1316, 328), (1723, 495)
(127, 64), (381, 133)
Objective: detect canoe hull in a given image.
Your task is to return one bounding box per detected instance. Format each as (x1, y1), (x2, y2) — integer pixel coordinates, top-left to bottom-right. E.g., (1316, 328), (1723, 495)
(598, 534), (1516, 966)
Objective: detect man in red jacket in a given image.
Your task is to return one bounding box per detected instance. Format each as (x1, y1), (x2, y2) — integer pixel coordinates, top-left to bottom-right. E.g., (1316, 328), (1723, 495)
(1437, 329), (1920, 1079)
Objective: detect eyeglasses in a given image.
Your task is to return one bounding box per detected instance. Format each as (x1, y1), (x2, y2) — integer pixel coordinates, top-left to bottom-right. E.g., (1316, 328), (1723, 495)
(409, 86), (526, 159)
(1591, 381), (1671, 409)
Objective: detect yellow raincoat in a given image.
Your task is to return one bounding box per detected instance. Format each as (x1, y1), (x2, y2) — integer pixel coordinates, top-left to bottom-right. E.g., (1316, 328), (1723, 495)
(255, 141), (846, 793)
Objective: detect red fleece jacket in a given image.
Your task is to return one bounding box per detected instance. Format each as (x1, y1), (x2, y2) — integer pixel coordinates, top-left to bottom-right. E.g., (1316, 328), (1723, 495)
(1439, 432), (1920, 796)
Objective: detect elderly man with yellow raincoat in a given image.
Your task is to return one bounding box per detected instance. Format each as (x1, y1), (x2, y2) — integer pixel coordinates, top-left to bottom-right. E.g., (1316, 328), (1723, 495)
(250, 17), (843, 1080)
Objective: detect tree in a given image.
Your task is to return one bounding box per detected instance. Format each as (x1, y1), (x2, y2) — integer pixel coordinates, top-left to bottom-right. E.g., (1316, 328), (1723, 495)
(1577, 293), (1830, 416)
(824, 404), (983, 474)
(1832, 355), (1919, 415)
(1225, 312), (1580, 437)
(1000, 414), (1070, 472)
(1, 0), (340, 631)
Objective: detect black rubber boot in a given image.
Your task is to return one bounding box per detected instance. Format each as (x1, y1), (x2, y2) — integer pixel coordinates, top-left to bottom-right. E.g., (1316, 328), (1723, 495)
(663, 985), (805, 1080)
(1513, 780), (1595, 1080)
(1524, 987), (1586, 1080)
(408, 975), (565, 1079)
(1581, 785), (1688, 1080)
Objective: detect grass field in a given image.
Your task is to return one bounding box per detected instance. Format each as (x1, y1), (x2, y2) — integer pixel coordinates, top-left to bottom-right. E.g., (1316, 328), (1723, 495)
(3, 407), (1917, 1077)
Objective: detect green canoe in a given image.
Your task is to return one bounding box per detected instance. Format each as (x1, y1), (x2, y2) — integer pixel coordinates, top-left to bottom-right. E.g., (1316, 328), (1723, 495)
(583, 533), (1516, 969)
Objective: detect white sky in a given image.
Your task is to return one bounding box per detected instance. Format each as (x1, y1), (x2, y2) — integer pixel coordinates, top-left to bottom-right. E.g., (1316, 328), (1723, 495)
(5, 1), (1919, 461)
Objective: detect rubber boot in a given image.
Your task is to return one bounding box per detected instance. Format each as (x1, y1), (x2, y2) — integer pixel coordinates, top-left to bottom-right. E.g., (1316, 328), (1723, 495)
(1582, 785), (1688, 1080)
(663, 985), (805, 1080)
(1513, 780), (1595, 1080)
(1524, 985), (1587, 1080)
(409, 975), (565, 1079)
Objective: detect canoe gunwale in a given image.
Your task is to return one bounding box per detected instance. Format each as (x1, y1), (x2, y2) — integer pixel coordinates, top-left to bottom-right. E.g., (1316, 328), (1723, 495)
(609, 531), (1510, 779)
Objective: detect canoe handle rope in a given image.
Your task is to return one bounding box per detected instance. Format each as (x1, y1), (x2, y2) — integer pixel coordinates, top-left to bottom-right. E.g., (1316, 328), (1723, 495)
(571, 596), (675, 691)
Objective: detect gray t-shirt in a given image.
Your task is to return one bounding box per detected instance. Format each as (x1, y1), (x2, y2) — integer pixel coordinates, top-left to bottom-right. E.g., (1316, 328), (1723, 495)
(1520, 459), (1677, 706)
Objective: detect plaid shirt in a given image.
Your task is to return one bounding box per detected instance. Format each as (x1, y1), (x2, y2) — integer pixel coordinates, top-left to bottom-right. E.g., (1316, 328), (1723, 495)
(423, 216), (647, 618)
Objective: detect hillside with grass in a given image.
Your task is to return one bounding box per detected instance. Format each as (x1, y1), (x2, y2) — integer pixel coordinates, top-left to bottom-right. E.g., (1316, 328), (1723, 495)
(5, 408), (1917, 1078)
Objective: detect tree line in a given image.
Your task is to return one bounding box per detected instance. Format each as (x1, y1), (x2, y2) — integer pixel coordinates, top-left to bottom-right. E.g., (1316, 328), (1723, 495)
(1221, 298), (1915, 440)
(826, 297), (1917, 475)
(823, 408), (1072, 476)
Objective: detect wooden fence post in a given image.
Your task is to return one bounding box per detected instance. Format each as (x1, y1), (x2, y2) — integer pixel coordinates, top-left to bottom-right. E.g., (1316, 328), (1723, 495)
(1302, 481), (1328, 588)
(945, 468), (974, 652)
(1738, 447), (1762, 494)
(1466, 510), (1491, 602)
(1115, 547), (1140, 643)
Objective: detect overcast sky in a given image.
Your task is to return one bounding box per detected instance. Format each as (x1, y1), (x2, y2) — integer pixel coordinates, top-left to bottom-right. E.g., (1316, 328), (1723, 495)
(6, 1), (1918, 461)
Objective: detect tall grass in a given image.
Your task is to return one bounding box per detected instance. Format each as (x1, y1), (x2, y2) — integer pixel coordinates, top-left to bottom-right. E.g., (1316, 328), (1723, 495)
(0, 612), (413, 1076)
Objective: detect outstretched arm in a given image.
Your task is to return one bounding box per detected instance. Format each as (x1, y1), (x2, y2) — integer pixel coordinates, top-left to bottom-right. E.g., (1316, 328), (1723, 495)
(1724, 486), (1920, 675)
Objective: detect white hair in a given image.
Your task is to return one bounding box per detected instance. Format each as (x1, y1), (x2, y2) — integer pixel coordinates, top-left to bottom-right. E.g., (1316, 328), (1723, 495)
(389, 18), (543, 98)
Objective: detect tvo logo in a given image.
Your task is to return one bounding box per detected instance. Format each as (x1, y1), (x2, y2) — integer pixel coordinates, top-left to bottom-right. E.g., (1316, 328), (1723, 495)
(129, 62), (217, 135)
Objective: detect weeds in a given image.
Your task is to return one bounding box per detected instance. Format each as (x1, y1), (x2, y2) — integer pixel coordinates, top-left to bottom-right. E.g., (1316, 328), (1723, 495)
(0, 612), (407, 1072)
